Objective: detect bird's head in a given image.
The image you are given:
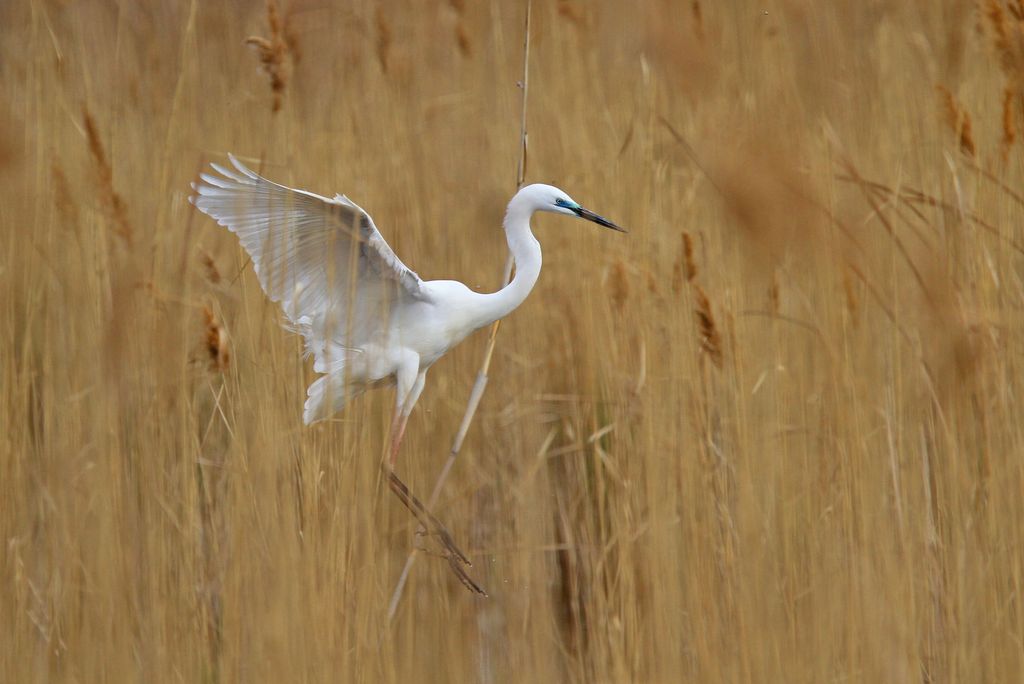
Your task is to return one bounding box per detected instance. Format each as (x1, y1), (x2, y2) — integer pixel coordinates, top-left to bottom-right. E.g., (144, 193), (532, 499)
(517, 183), (627, 233)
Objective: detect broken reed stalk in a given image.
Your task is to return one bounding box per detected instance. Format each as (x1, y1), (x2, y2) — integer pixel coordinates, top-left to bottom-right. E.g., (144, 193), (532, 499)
(388, 0), (532, 621)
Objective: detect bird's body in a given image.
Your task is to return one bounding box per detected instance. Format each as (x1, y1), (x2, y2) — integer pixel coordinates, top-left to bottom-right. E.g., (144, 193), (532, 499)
(190, 154), (624, 592)
(302, 276), (504, 424)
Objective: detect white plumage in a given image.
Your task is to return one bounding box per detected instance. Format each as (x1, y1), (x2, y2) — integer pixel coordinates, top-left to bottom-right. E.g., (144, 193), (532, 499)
(190, 154), (625, 593)
(190, 155), (625, 429)
(192, 155), (429, 423)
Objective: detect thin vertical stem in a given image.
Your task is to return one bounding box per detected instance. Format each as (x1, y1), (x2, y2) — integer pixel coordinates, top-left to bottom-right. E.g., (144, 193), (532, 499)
(388, 0), (531, 621)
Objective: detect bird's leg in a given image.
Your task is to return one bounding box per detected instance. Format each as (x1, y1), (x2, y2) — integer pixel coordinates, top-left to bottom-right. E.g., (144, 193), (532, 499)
(383, 396), (487, 595)
(388, 410), (409, 469)
(383, 465), (470, 566)
(383, 464), (487, 596)
(385, 409), (405, 466)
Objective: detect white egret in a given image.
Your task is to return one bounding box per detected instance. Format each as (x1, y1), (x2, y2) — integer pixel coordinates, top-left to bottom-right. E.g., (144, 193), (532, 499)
(190, 155), (626, 593)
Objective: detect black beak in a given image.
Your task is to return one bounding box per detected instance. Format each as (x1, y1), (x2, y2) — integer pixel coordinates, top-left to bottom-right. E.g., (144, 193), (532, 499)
(574, 206), (628, 233)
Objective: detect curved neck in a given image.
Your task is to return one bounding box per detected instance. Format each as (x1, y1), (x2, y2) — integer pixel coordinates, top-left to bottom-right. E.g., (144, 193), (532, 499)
(473, 201), (543, 328)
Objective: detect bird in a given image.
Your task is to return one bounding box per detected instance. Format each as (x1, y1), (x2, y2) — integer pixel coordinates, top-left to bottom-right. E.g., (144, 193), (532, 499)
(190, 154), (626, 592)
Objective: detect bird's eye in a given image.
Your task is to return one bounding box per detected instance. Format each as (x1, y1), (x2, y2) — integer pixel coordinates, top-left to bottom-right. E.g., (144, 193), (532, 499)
(554, 198), (569, 207)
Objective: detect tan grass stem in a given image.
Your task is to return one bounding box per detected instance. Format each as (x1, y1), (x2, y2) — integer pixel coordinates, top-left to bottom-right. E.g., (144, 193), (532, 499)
(388, 0), (532, 621)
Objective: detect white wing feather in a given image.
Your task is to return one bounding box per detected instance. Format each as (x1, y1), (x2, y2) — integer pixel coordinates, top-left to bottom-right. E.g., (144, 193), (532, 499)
(190, 155), (427, 366)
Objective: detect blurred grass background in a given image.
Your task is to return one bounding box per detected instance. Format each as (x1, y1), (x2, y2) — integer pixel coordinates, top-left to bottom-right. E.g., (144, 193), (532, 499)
(3, 0), (1024, 681)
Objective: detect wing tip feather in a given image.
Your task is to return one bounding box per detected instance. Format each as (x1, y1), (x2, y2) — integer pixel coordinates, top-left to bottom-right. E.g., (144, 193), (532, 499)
(229, 153), (259, 180)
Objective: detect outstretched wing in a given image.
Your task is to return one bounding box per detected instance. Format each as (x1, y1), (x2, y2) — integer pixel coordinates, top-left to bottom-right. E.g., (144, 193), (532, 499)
(190, 155), (426, 361)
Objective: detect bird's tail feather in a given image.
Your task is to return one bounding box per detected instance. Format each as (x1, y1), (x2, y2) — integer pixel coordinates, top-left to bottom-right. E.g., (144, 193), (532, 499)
(303, 375), (364, 424)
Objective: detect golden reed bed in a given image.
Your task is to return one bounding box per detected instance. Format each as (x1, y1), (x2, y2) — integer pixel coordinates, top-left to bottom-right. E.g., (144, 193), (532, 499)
(2, 1), (1023, 681)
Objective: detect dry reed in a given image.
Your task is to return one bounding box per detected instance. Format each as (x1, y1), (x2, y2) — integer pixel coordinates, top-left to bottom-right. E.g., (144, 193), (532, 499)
(936, 84), (977, 158)
(449, 0), (472, 57)
(245, 0), (292, 112)
(3, 2), (1024, 682)
(1002, 87), (1017, 160)
(82, 107), (133, 244)
(202, 305), (231, 373)
(375, 8), (391, 74)
(692, 284), (723, 369)
(607, 259), (630, 311)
